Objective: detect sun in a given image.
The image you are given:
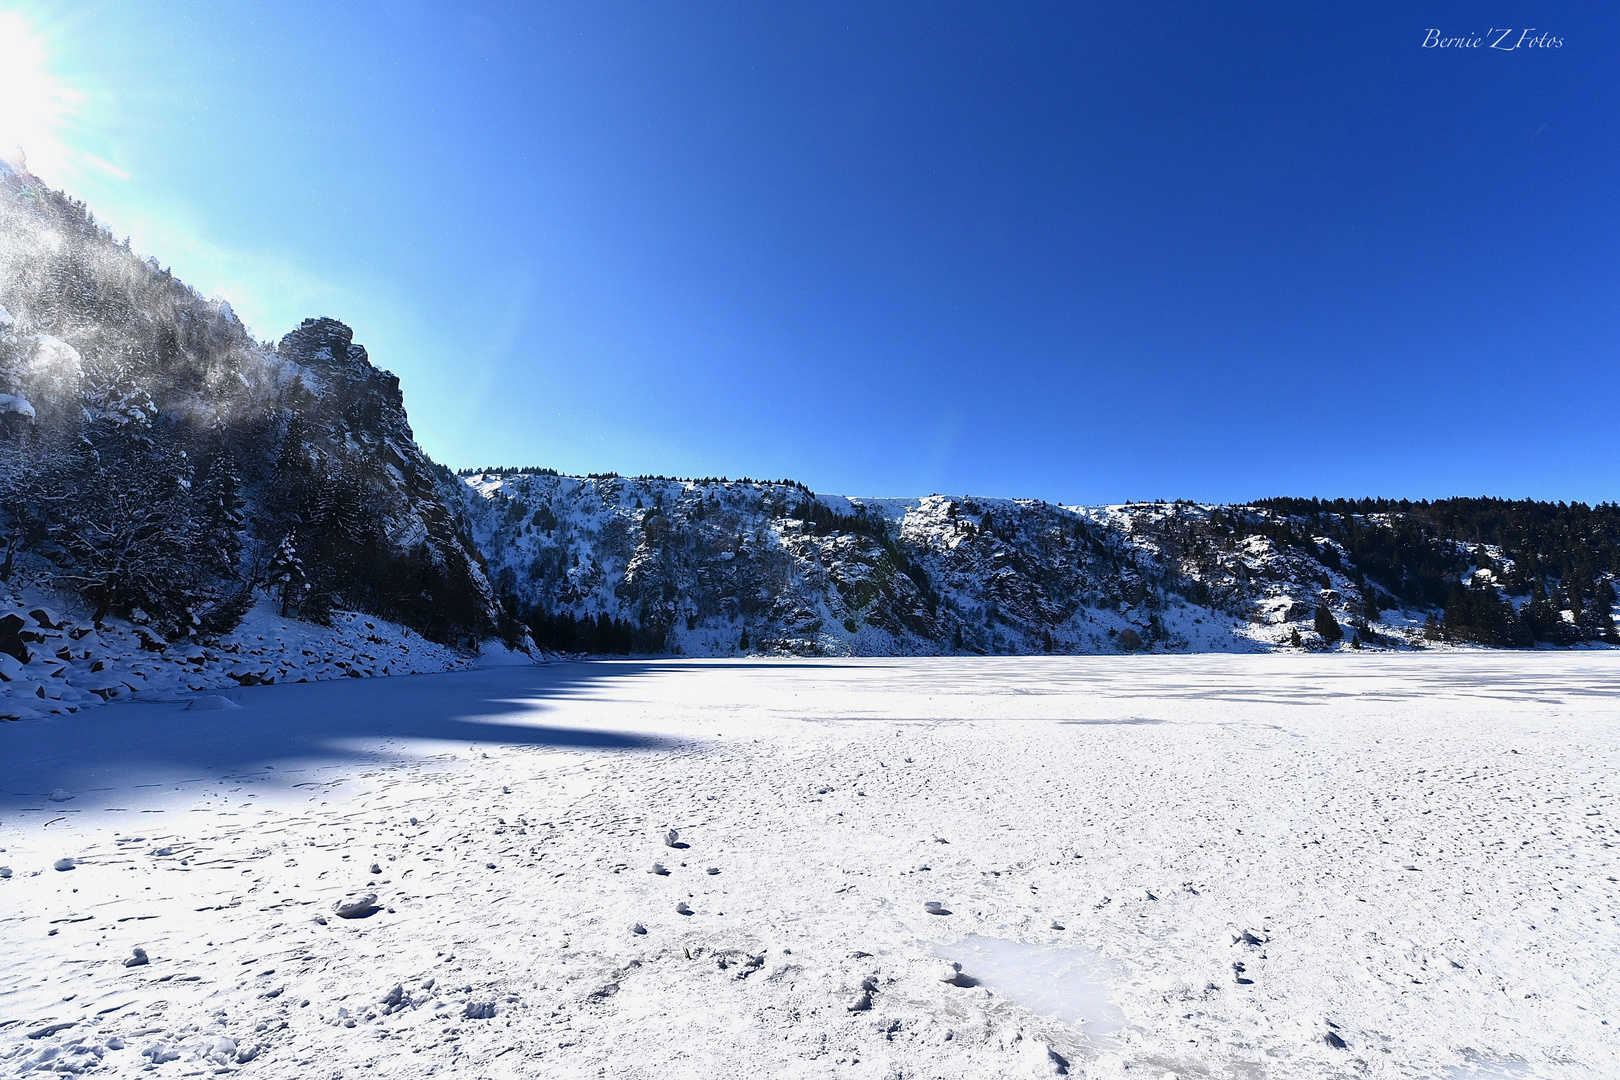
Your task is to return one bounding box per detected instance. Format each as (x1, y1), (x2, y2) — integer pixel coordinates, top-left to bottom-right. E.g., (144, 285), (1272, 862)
(0, 9), (82, 178)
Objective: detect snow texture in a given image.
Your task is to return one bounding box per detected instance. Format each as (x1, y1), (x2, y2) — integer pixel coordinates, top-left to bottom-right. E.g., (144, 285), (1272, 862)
(0, 586), (483, 721)
(1, 653), (1614, 1078)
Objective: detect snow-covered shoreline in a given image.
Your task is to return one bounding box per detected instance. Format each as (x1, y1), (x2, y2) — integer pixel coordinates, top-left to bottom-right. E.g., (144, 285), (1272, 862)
(0, 594), (494, 721)
(2, 653), (1615, 1078)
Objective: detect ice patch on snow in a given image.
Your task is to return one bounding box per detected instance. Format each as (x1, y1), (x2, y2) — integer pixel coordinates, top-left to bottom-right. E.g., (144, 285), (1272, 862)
(937, 934), (1124, 1037)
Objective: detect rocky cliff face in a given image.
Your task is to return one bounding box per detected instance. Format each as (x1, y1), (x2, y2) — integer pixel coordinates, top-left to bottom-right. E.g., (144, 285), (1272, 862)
(0, 162), (511, 648)
(449, 472), (1363, 655)
(454, 472), (1620, 656)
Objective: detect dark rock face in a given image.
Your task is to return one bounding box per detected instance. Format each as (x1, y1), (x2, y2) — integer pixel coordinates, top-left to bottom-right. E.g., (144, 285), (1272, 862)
(0, 163), (512, 647)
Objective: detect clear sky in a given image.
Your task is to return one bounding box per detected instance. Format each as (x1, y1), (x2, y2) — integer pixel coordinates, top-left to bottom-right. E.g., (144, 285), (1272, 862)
(4, 2), (1617, 503)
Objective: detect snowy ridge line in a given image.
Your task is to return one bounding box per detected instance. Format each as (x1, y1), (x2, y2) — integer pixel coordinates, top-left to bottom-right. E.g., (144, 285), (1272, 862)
(448, 472), (1620, 658)
(0, 592), (479, 721)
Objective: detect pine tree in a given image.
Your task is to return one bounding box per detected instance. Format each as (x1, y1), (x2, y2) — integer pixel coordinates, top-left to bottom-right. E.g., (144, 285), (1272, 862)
(48, 424), (198, 633)
(265, 531), (308, 617)
(1578, 578), (1618, 643)
(268, 414), (315, 524)
(1523, 580), (1573, 644)
(1314, 603), (1343, 643)
(196, 439), (245, 577)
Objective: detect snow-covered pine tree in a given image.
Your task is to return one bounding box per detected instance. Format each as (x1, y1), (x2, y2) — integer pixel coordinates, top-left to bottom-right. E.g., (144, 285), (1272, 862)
(265, 531), (309, 618)
(49, 423), (198, 633)
(196, 435), (245, 576)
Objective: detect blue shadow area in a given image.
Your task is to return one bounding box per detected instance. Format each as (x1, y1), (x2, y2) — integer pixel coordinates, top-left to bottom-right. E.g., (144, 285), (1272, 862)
(0, 661), (735, 809)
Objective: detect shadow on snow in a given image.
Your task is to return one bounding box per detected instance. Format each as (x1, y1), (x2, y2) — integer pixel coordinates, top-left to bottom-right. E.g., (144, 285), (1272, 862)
(0, 661), (732, 808)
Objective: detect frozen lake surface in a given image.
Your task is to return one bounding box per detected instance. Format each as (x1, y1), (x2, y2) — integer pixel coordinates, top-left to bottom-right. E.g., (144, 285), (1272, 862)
(1, 653), (1617, 1079)
(937, 935), (1124, 1036)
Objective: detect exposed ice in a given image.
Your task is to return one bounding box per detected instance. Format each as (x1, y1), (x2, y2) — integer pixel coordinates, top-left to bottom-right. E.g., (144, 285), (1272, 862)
(937, 935), (1125, 1037)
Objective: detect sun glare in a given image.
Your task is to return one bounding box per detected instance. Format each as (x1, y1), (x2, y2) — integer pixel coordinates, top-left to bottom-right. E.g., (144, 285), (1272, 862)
(0, 10), (82, 178)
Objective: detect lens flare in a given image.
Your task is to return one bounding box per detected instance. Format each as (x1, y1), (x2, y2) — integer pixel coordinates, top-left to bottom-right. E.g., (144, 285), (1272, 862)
(0, 9), (83, 178)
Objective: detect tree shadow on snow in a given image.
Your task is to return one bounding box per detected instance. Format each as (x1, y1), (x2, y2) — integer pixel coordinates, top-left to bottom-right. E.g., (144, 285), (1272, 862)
(0, 661), (716, 808)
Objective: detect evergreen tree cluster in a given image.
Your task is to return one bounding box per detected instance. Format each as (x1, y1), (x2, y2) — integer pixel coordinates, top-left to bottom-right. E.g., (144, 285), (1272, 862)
(510, 604), (665, 655)
(1252, 498), (1620, 646)
(0, 167), (507, 649)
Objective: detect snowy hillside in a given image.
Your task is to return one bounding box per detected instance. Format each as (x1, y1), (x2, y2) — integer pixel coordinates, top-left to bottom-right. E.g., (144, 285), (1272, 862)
(0, 161), (520, 661)
(2, 161), (1613, 668)
(0, 581), (487, 721)
(451, 473), (1619, 657)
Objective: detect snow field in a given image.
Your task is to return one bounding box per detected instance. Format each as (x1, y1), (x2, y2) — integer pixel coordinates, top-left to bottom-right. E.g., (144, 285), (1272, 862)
(0, 594), (478, 720)
(1, 654), (1616, 1078)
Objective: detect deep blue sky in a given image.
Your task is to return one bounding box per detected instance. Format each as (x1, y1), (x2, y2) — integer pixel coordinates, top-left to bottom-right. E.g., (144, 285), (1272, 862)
(12, 1), (1620, 502)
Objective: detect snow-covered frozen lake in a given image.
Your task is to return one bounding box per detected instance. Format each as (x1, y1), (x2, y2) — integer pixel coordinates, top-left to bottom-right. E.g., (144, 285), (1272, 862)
(2, 654), (1616, 1079)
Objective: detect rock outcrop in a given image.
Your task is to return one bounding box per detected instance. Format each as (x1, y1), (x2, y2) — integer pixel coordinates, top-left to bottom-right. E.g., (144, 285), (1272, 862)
(0, 161), (514, 649)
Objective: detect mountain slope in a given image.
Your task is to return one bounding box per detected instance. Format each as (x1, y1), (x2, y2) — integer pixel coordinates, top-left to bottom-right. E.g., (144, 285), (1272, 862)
(0, 161), (514, 652)
(3, 163), (1612, 675)
(454, 471), (1620, 656)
